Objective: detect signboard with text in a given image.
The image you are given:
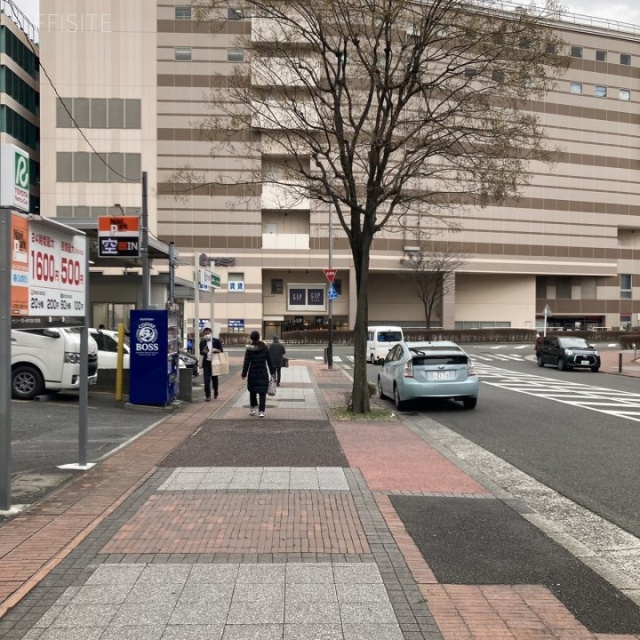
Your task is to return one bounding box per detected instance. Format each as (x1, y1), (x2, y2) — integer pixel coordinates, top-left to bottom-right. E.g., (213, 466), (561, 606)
(98, 216), (140, 258)
(287, 284), (326, 311)
(10, 213), (87, 318)
(0, 145), (30, 211)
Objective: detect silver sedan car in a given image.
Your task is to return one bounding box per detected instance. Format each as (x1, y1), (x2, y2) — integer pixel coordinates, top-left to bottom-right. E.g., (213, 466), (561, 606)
(377, 341), (479, 410)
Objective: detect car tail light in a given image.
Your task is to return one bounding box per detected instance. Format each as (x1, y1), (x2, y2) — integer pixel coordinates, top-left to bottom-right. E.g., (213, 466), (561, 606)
(468, 360), (477, 377)
(404, 360), (414, 378)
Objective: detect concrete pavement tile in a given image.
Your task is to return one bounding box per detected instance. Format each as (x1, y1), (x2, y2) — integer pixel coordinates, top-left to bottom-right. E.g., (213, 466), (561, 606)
(226, 599), (284, 624)
(99, 626), (165, 640)
(332, 564), (383, 584)
(50, 603), (120, 627)
(125, 582), (183, 604)
(56, 587), (80, 604)
(283, 624), (342, 639)
(220, 625), (283, 640)
(188, 564), (239, 584)
(36, 629), (105, 640)
(232, 583), (284, 603)
(335, 583), (390, 602)
(317, 468), (349, 490)
(32, 605), (64, 627)
(342, 623), (404, 640)
(70, 584), (131, 605)
(236, 564), (285, 584)
(138, 565), (192, 584)
(284, 600), (340, 624)
(289, 469), (320, 490)
(339, 601), (397, 624)
(110, 602), (174, 626)
(285, 584), (337, 603)
(169, 601), (231, 625)
(178, 583), (234, 605)
(85, 564), (144, 586)
(285, 563), (333, 584)
(161, 625), (224, 640)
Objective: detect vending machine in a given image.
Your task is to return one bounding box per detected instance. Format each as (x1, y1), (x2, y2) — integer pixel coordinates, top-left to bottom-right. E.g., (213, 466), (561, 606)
(129, 309), (179, 405)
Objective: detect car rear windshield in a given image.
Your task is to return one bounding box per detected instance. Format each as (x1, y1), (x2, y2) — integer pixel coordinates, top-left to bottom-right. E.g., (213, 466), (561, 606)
(412, 354), (468, 366)
(377, 331), (402, 342)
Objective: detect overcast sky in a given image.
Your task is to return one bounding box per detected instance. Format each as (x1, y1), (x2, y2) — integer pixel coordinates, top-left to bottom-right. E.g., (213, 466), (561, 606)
(8, 0), (640, 36)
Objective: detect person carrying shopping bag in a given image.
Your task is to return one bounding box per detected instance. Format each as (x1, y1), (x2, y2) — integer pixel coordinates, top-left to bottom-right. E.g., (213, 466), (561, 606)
(199, 327), (224, 401)
(242, 330), (275, 417)
(268, 335), (287, 386)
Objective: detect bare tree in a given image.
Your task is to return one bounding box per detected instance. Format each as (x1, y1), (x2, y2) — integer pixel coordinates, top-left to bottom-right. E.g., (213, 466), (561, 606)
(182, 0), (569, 413)
(402, 242), (466, 328)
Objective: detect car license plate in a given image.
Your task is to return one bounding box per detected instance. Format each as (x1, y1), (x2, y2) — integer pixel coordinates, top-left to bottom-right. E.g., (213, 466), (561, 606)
(580, 360), (590, 365)
(432, 371), (452, 380)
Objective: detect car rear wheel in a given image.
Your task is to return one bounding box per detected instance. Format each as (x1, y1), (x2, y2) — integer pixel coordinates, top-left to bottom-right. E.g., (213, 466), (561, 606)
(462, 397), (477, 410)
(377, 377), (386, 399)
(393, 385), (405, 410)
(558, 358), (567, 371)
(12, 365), (45, 400)
(537, 354), (544, 367)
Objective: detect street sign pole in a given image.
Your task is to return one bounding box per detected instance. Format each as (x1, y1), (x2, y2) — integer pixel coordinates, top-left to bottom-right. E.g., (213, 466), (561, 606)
(0, 211), (11, 511)
(327, 206), (333, 369)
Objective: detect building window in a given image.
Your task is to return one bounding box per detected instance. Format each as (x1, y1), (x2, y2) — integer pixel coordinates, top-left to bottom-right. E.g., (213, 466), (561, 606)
(56, 152), (141, 182)
(595, 85), (607, 98)
(333, 279), (342, 295)
(570, 45), (583, 58)
(595, 49), (606, 62)
(271, 279), (283, 294)
(227, 48), (245, 62)
(556, 277), (572, 299)
(621, 53), (631, 66)
(175, 6), (192, 20)
(619, 88), (631, 101)
(175, 47), (192, 61)
(621, 274), (632, 299)
(570, 81), (582, 95)
(56, 98), (141, 129)
(228, 7), (243, 20)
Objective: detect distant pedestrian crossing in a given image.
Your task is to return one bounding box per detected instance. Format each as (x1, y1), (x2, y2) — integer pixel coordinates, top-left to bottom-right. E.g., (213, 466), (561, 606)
(313, 352), (530, 367)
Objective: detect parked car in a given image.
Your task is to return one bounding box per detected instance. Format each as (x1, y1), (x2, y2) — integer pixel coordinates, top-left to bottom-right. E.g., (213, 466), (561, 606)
(537, 336), (600, 372)
(377, 341), (479, 410)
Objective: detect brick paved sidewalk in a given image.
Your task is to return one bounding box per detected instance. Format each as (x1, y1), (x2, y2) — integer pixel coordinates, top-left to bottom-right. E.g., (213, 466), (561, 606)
(0, 356), (639, 639)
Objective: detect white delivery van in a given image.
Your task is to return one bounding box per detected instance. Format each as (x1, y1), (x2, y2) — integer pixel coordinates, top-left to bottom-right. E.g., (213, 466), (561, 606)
(366, 326), (404, 363)
(11, 327), (99, 400)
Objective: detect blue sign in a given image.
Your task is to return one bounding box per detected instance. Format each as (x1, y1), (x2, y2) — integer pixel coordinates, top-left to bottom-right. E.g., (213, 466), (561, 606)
(328, 284), (339, 300)
(129, 309), (179, 405)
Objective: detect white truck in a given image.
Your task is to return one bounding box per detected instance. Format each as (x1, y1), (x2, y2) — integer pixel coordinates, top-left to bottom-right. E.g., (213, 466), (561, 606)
(11, 327), (99, 400)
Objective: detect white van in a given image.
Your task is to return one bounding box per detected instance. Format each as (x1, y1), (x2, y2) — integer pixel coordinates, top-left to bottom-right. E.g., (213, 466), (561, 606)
(11, 327), (99, 400)
(367, 326), (404, 363)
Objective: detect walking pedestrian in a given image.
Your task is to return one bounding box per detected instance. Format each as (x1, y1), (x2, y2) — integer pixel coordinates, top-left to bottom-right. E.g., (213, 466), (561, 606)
(199, 327), (223, 402)
(242, 330), (275, 418)
(268, 335), (286, 386)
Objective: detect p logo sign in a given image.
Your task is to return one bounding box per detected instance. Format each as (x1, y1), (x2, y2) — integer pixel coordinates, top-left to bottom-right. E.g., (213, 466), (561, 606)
(15, 151), (29, 189)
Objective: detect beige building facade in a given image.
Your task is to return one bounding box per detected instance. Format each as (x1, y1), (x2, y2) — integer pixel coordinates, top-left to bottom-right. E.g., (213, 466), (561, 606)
(39, 1), (640, 337)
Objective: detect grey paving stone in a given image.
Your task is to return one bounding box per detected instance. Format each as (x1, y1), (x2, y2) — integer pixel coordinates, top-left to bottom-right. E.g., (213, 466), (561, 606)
(285, 563), (333, 584)
(335, 583), (390, 602)
(110, 602), (174, 626)
(138, 565), (192, 585)
(284, 600), (340, 624)
(99, 626), (165, 640)
(283, 624), (343, 640)
(333, 564), (383, 584)
(226, 600), (285, 625)
(168, 601), (231, 625)
(339, 601), (397, 624)
(178, 583), (234, 605)
(125, 582), (184, 604)
(37, 628), (105, 640)
(342, 623), (404, 640)
(188, 564), (239, 584)
(32, 605), (64, 628)
(161, 625), (225, 640)
(70, 584), (131, 605)
(85, 565), (144, 586)
(285, 584), (337, 603)
(236, 564), (286, 584)
(232, 583), (284, 603)
(220, 625), (283, 640)
(50, 604), (120, 627)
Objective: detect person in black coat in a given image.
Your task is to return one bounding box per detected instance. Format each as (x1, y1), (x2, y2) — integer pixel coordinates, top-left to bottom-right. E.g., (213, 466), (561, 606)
(242, 330), (275, 417)
(268, 335), (287, 386)
(199, 327), (223, 401)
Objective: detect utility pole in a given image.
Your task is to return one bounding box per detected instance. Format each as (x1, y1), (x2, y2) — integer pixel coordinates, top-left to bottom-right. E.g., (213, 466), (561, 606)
(141, 171), (150, 309)
(327, 205), (333, 369)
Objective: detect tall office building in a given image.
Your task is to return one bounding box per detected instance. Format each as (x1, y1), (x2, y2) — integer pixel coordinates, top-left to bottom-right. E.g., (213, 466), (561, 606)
(39, 1), (640, 335)
(0, 0), (39, 213)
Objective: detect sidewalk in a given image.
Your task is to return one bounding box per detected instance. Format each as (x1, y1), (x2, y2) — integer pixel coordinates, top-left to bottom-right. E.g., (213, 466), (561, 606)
(0, 353), (639, 639)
